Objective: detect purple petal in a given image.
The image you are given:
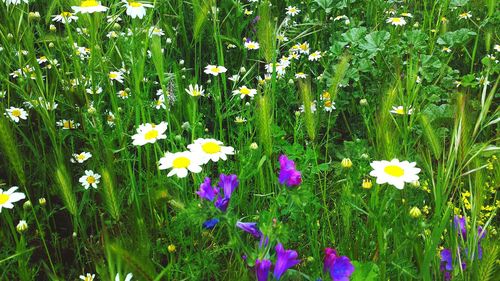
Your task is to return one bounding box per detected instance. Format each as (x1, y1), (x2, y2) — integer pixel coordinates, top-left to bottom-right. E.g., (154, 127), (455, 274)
(273, 243), (301, 280)
(218, 174), (239, 199)
(330, 256), (354, 281)
(255, 259), (272, 281)
(236, 222), (262, 239)
(196, 177), (219, 201)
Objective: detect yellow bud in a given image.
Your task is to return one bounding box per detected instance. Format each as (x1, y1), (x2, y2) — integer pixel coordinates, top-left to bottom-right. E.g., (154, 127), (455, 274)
(168, 244), (176, 253)
(362, 179), (372, 189)
(409, 207), (422, 218)
(341, 158), (353, 169)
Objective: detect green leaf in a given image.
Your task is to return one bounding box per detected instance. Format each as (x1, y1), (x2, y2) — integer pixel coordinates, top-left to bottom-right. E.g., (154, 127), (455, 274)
(360, 31), (390, 56)
(341, 27), (367, 45)
(351, 261), (380, 281)
(436, 28), (476, 47)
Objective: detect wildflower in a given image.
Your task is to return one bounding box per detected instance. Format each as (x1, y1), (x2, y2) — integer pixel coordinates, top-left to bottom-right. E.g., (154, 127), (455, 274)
(295, 72), (307, 79)
(285, 6), (300, 16)
(56, 119), (79, 129)
(454, 216), (467, 239)
(440, 249), (452, 281)
(442, 47), (452, 53)
(52, 11), (78, 23)
(202, 218), (219, 229)
(158, 151), (203, 178)
(341, 158), (353, 169)
(323, 248), (355, 281)
(5, 106), (28, 123)
(409, 207), (422, 218)
(122, 1), (153, 19)
(196, 177), (219, 201)
(39, 198), (46, 206)
(233, 85), (257, 99)
(308, 51), (322, 61)
(187, 138), (235, 164)
(79, 273), (95, 281)
(390, 105), (414, 115)
(218, 174), (239, 199)
(131, 122), (168, 146)
(71, 152), (92, 163)
(244, 40), (260, 50)
(255, 259), (272, 281)
(115, 273), (133, 281)
(109, 71), (124, 83)
(16, 220), (28, 233)
(236, 222), (262, 238)
(117, 90), (129, 99)
(274, 243), (300, 280)
(250, 142), (258, 150)
(204, 65), (227, 76)
(72, 1), (108, 14)
(458, 11), (472, 20)
(185, 84), (205, 97)
(235, 116), (247, 123)
(244, 9), (253, 16)
(167, 244), (176, 253)
(494, 44), (500, 52)
(278, 155), (302, 187)
(154, 95), (166, 109)
(401, 12), (413, 18)
(362, 179), (373, 189)
(79, 170), (101, 189)
(386, 17), (406, 26)
(0, 186), (26, 213)
(148, 26), (164, 37)
(214, 197), (230, 212)
(369, 159), (421, 189)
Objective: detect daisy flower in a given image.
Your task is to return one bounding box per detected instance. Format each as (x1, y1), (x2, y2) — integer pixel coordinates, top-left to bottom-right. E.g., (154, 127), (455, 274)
(0, 186), (26, 213)
(244, 40), (260, 50)
(131, 122), (168, 146)
(369, 159), (421, 189)
(122, 1), (153, 19)
(185, 84), (205, 97)
(5, 106), (28, 123)
(71, 152), (92, 163)
(72, 1), (108, 14)
(494, 44), (500, 52)
(149, 26), (164, 37)
(115, 273), (133, 281)
(323, 100), (336, 112)
(57, 119), (80, 129)
(79, 273), (96, 281)
(401, 13), (413, 18)
(442, 47), (452, 53)
(79, 170), (101, 189)
(52, 11), (78, 23)
(299, 101), (317, 113)
(390, 105), (413, 115)
(308, 51), (322, 61)
(187, 138), (235, 164)
(232, 85), (257, 99)
(2, 0), (29, 5)
(386, 17), (406, 26)
(117, 90), (129, 99)
(235, 116), (247, 123)
(458, 11), (472, 20)
(109, 71), (124, 83)
(286, 6), (300, 16)
(204, 65), (227, 76)
(158, 151), (203, 178)
(154, 95), (166, 109)
(295, 72), (307, 79)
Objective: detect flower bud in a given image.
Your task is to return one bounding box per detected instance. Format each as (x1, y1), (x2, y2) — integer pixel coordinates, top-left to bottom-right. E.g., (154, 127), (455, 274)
(362, 179), (372, 189)
(250, 142), (258, 150)
(168, 244), (176, 253)
(359, 98), (368, 106)
(409, 207), (422, 218)
(39, 197), (46, 206)
(16, 220), (28, 233)
(23, 200), (32, 210)
(50, 24), (57, 32)
(341, 158), (353, 169)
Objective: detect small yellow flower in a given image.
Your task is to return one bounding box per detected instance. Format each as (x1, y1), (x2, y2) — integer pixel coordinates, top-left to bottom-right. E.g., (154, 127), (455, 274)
(362, 179), (373, 189)
(409, 207), (422, 218)
(341, 158), (353, 169)
(168, 244), (176, 253)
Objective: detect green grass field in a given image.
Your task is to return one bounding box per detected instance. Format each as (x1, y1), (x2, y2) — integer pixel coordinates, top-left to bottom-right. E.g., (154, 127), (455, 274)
(0, 0), (499, 280)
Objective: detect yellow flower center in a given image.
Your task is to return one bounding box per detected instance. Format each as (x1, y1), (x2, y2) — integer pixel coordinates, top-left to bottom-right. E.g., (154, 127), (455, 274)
(240, 87), (251, 95)
(77, 154), (86, 160)
(0, 193), (10, 205)
(81, 0), (99, 7)
(384, 165), (405, 177)
(144, 129), (159, 140)
(11, 109), (21, 117)
(129, 1), (142, 7)
(62, 12), (72, 17)
(86, 176), (96, 184)
(300, 43), (308, 50)
(202, 142), (221, 154)
(172, 156), (190, 168)
(392, 18), (402, 23)
(395, 108), (405, 114)
(324, 100), (332, 107)
(109, 73), (119, 79)
(211, 67), (220, 73)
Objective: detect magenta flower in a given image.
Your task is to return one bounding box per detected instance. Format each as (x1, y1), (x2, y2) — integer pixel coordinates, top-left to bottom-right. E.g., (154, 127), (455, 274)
(273, 243), (300, 280)
(196, 177), (219, 201)
(255, 259), (272, 281)
(323, 248), (354, 281)
(236, 222), (263, 239)
(278, 155), (302, 187)
(218, 174), (239, 199)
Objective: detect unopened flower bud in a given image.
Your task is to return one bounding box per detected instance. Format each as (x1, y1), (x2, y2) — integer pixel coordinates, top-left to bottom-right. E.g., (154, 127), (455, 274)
(341, 158), (353, 169)
(409, 207), (422, 218)
(16, 220), (28, 233)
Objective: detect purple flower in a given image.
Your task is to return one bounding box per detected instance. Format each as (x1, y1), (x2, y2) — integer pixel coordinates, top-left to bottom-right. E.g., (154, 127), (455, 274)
(202, 218), (219, 229)
(440, 248), (452, 280)
(278, 155), (302, 187)
(273, 243), (300, 280)
(236, 222), (262, 239)
(196, 177), (219, 201)
(454, 216), (467, 239)
(323, 248), (354, 281)
(219, 174), (239, 199)
(214, 196), (230, 212)
(255, 259), (272, 281)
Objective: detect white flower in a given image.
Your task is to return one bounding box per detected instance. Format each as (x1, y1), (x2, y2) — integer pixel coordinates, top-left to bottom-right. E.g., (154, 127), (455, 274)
(122, 1), (153, 19)
(52, 11), (78, 23)
(232, 85), (257, 99)
(308, 51), (322, 61)
(390, 105), (414, 115)
(401, 13), (413, 18)
(286, 6), (300, 16)
(56, 119), (80, 129)
(148, 26), (164, 37)
(369, 159), (421, 189)
(295, 72), (307, 79)
(71, 152), (92, 163)
(458, 11), (472, 20)
(204, 65), (227, 76)
(115, 273), (133, 281)
(494, 44), (500, 52)
(2, 0), (29, 5)
(244, 40), (260, 50)
(72, 1), (108, 14)
(185, 84), (205, 97)
(158, 151), (203, 178)
(117, 90), (130, 99)
(323, 100), (336, 112)
(131, 122), (168, 146)
(109, 71), (124, 83)
(0, 186), (26, 213)
(154, 95), (166, 109)
(79, 273), (96, 281)
(299, 101), (317, 113)
(386, 17), (406, 26)
(187, 138), (235, 164)
(5, 106), (28, 123)
(79, 170), (101, 189)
